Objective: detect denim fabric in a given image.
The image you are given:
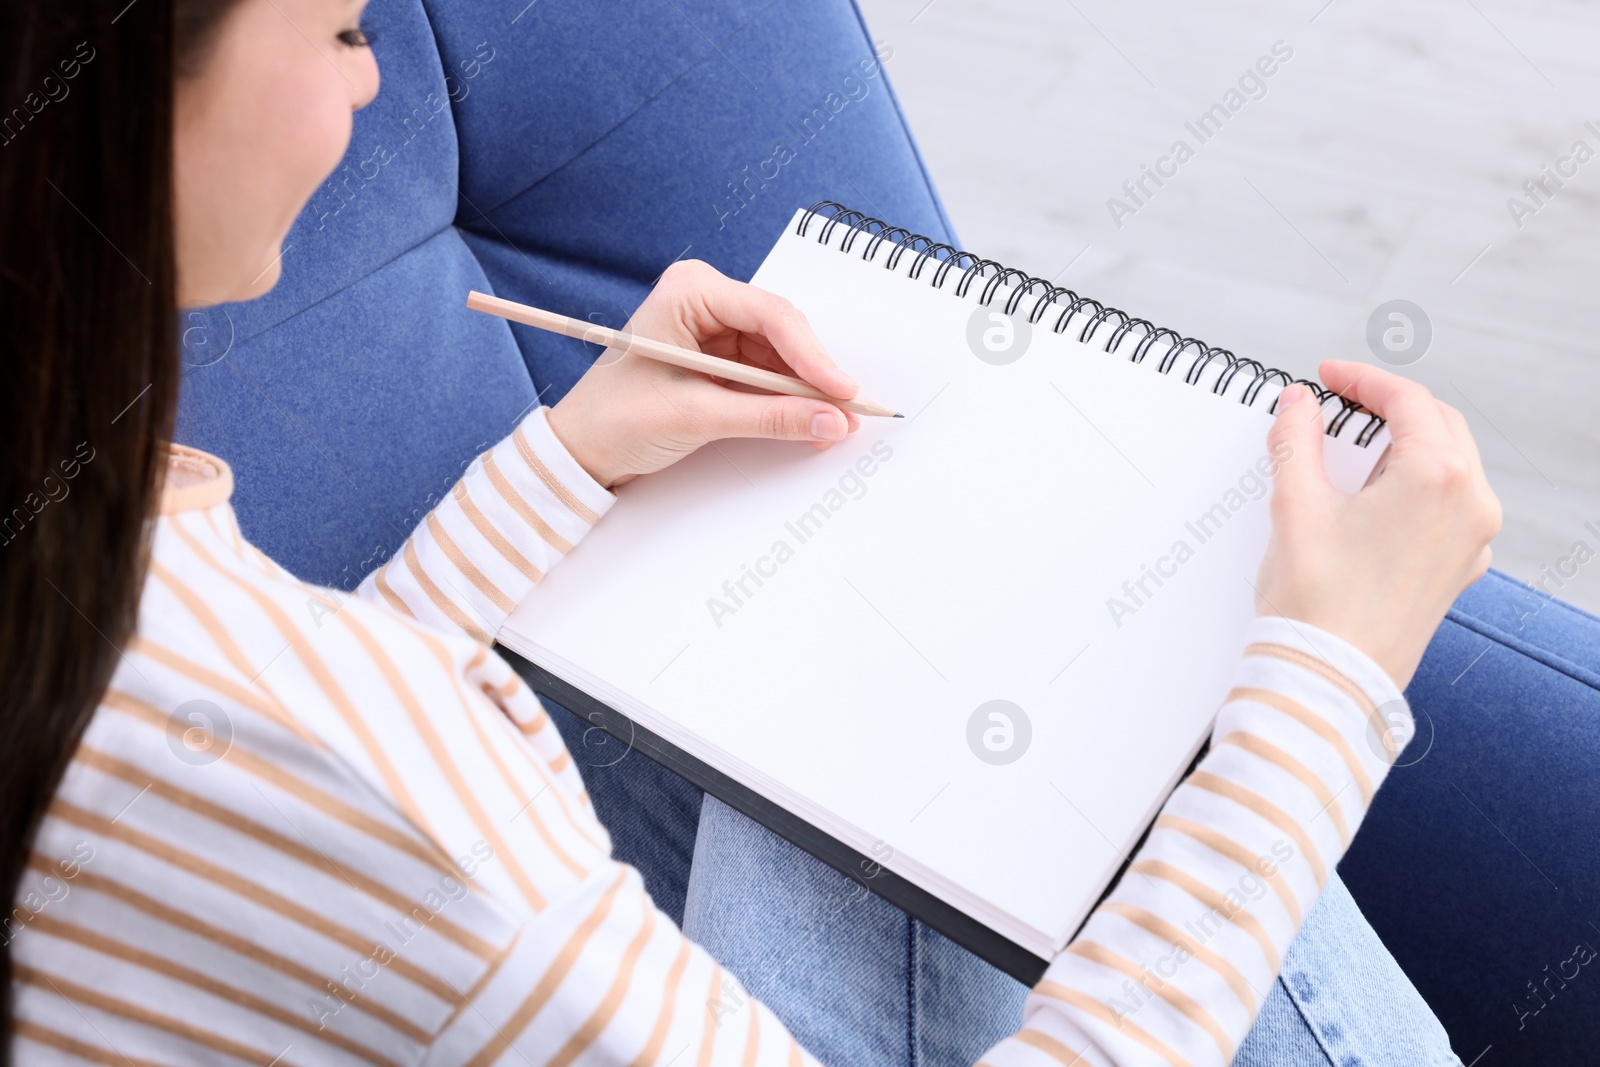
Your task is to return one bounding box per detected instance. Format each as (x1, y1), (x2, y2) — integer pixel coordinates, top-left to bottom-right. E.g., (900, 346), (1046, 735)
(684, 798), (1027, 1067)
(686, 797), (1460, 1067)
(1240, 878), (1461, 1067)
(1339, 577), (1600, 1064)
(168, 0), (1600, 1052)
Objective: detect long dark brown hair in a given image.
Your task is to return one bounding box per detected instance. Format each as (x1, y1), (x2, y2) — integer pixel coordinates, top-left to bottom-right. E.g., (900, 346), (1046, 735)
(0, 0), (240, 1050)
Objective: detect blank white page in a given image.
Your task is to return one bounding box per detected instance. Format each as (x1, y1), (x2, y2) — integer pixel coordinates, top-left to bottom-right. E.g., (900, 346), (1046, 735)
(501, 209), (1386, 956)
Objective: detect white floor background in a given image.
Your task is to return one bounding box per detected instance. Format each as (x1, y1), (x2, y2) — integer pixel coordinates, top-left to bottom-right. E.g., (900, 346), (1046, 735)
(858, 0), (1600, 614)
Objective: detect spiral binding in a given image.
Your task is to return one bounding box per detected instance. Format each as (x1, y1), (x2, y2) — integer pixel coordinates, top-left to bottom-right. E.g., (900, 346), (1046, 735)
(797, 201), (1386, 448)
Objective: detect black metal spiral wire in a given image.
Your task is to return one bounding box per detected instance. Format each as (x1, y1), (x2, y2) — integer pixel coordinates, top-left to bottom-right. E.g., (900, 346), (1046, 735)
(797, 200), (1387, 447)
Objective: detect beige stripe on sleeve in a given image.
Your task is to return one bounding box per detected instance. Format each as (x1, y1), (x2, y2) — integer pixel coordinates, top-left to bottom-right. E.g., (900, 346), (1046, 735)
(488, 674), (522, 704)
(1184, 771), (1327, 888)
(1013, 1026), (1092, 1065)
(460, 658), (606, 857)
(513, 423), (602, 525)
(695, 966), (724, 1067)
(741, 997), (762, 1067)
(403, 539), (493, 644)
(427, 513), (516, 614)
(1097, 904), (1259, 1015)
(449, 642), (600, 860)
(627, 940), (693, 1067)
(453, 481), (545, 583)
(1244, 642), (1394, 761)
(1226, 687), (1374, 804)
(544, 908), (659, 1067)
(462, 869), (629, 1067)
(1153, 815), (1302, 927)
(335, 611), (548, 911)
(443, 653), (588, 881)
(1129, 859), (1280, 973)
(1034, 980), (1189, 1067)
(391, 620), (603, 862)
(483, 452), (573, 554)
(1065, 940), (1233, 1062)
(373, 557), (415, 617)
(1215, 732), (1351, 846)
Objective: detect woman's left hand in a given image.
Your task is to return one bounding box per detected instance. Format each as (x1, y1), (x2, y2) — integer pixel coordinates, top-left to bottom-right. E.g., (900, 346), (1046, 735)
(546, 259), (862, 489)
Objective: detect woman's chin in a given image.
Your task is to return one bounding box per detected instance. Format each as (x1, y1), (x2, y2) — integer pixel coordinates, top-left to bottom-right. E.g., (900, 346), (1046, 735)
(176, 255), (282, 309)
(232, 255), (283, 301)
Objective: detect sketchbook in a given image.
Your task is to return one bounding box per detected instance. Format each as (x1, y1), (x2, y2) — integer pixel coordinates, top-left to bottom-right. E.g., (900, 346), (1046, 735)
(498, 202), (1390, 970)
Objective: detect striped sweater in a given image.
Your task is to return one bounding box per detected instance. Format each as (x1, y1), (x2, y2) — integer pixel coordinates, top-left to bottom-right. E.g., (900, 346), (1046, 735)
(10, 406), (1410, 1066)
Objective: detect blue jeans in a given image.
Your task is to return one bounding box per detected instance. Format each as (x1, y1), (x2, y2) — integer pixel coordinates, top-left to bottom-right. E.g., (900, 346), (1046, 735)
(684, 797), (1461, 1066)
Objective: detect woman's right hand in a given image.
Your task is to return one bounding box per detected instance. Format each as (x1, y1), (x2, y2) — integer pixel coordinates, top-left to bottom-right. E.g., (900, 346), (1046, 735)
(1253, 360), (1502, 691)
(547, 260), (860, 490)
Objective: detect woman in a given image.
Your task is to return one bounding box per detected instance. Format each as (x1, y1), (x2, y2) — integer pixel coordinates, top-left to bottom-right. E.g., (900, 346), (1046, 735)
(0, 0), (1497, 1064)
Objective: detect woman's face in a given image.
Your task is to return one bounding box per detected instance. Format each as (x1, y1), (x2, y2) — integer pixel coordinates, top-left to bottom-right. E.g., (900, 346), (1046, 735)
(173, 0), (378, 307)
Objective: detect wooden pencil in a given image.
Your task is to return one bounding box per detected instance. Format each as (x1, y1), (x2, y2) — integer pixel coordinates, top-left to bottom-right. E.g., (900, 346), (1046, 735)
(466, 290), (901, 418)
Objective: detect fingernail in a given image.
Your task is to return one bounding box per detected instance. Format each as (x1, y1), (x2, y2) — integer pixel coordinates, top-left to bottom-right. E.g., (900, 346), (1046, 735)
(811, 411), (845, 440)
(836, 371), (859, 393)
(1278, 384), (1305, 411)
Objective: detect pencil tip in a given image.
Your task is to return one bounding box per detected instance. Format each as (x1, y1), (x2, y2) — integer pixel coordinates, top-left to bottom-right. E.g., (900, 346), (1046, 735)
(893, 412), (904, 418)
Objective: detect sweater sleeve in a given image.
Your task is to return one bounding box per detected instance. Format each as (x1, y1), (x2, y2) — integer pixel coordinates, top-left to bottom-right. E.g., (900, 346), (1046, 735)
(355, 407), (616, 643)
(351, 408), (1410, 1065)
(977, 616), (1411, 1067)
(424, 618), (1406, 1067)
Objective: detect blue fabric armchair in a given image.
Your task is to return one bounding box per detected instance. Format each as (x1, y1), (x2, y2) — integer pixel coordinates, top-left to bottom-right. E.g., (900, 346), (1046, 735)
(174, 1), (1600, 1061)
